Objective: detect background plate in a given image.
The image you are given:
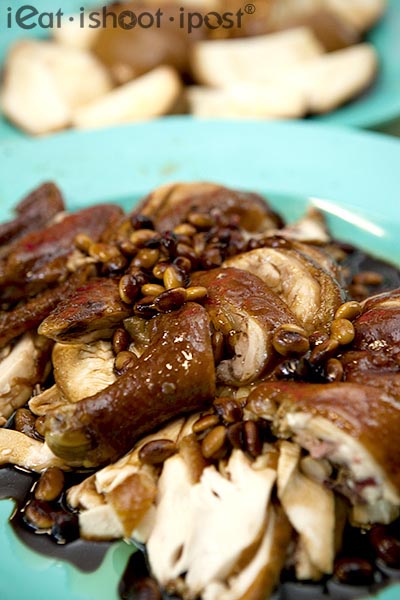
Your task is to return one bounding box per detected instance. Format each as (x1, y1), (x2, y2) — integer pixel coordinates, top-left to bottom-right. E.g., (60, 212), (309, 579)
(0, 118), (400, 600)
(0, 0), (399, 139)
(315, 0), (400, 129)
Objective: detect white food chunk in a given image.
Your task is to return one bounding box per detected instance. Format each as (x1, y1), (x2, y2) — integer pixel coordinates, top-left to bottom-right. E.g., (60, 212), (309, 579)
(147, 450), (276, 597)
(72, 66), (182, 129)
(191, 28), (324, 87)
(277, 441), (335, 575)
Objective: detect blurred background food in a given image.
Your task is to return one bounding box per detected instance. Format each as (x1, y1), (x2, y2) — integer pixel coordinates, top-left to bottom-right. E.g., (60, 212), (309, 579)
(0, 0), (386, 134)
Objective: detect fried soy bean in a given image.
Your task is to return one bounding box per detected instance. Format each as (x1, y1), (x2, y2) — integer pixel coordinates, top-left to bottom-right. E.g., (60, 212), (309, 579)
(119, 275), (141, 304)
(24, 500), (56, 530)
(330, 318), (355, 346)
(130, 229), (158, 247)
(131, 215), (154, 231)
(173, 256), (192, 274)
(74, 233), (93, 252)
(163, 265), (185, 290)
(334, 558), (374, 585)
(35, 467), (65, 502)
(112, 328), (130, 355)
(192, 414), (220, 434)
(334, 301), (362, 321)
(227, 422), (245, 449)
(185, 286), (208, 302)
(134, 297), (157, 318)
(133, 248), (160, 270)
(139, 439), (176, 466)
(179, 434), (207, 483)
(349, 283), (369, 300)
(370, 527), (400, 568)
(154, 288), (187, 312)
(152, 262), (169, 280)
(325, 358), (344, 382)
(115, 351), (137, 373)
(272, 324), (310, 357)
(201, 426), (227, 459)
(14, 408), (37, 439)
(173, 224), (197, 237)
(213, 397), (243, 424)
(141, 284), (165, 297)
(187, 212), (214, 230)
(309, 338), (340, 365)
(353, 271), (384, 286)
(244, 421), (262, 458)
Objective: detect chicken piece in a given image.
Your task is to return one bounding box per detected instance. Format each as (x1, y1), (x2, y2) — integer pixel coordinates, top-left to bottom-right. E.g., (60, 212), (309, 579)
(39, 279), (131, 343)
(0, 429), (68, 472)
(52, 341), (116, 403)
(69, 418), (188, 541)
(290, 241), (342, 283)
(1, 40), (112, 135)
(362, 287), (400, 311)
(341, 288), (400, 398)
(72, 66), (183, 130)
(277, 441), (335, 577)
(223, 246), (343, 333)
(134, 182), (283, 233)
(0, 333), (53, 421)
(246, 381), (400, 521)
(0, 333), (53, 419)
(353, 288), (400, 351)
(193, 268), (299, 385)
(147, 449), (281, 599)
(45, 303), (216, 467)
(203, 506), (291, 600)
(191, 27), (323, 87)
(0, 267), (92, 350)
(0, 183), (64, 250)
(71, 412), (291, 597)
(0, 204), (123, 302)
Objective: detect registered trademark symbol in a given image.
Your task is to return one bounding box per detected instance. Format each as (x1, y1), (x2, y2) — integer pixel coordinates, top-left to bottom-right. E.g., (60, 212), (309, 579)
(245, 3), (256, 14)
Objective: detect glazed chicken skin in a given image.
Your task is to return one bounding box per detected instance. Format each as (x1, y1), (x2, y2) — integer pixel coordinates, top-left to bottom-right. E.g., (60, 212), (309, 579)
(134, 182), (284, 233)
(38, 278), (131, 343)
(45, 302), (216, 467)
(246, 381), (400, 508)
(0, 182), (64, 251)
(341, 288), (400, 398)
(193, 267), (299, 385)
(0, 202), (123, 303)
(223, 243), (344, 333)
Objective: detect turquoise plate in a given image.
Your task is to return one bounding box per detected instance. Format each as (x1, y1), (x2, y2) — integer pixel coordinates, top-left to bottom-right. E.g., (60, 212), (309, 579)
(0, 118), (399, 600)
(0, 0), (399, 139)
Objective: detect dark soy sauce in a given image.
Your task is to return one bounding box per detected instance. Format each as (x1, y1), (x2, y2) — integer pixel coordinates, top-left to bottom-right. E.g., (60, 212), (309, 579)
(0, 466), (111, 572)
(342, 247), (400, 292)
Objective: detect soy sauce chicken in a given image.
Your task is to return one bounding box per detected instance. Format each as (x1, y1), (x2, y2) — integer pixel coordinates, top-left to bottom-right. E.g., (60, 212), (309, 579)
(0, 181), (399, 600)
